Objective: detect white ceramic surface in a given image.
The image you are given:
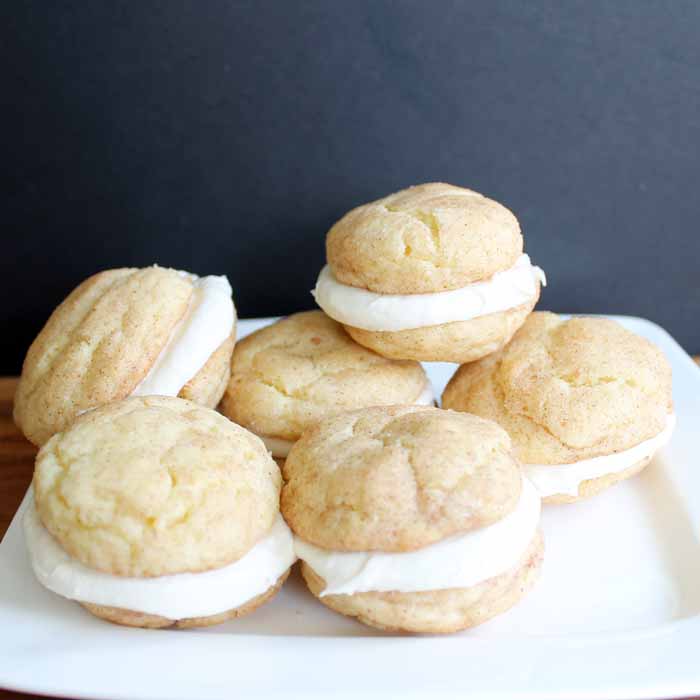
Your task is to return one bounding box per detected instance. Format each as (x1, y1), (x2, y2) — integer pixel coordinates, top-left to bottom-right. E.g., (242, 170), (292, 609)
(1, 315), (699, 700)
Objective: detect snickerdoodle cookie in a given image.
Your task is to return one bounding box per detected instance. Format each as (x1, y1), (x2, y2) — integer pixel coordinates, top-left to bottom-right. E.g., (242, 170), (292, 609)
(312, 183), (545, 362)
(219, 311), (433, 459)
(442, 312), (674, 503)
(282, 405), (543, 633)
(14, 266), (237, 446)
(24, 396), (295, 628)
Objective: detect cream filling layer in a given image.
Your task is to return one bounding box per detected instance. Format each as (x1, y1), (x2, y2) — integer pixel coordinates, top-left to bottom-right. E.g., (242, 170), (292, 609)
(24, 502), (295, 619)
(260, 436), (296, 460)
(525, 414), (676, 498)
(131, 273), (236, 397)
(294, 477), (540, 596)
(312, 254), (546, 332)
(258, 381), (436, 458)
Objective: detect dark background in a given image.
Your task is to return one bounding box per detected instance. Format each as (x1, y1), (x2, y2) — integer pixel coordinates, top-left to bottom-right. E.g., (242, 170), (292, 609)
(3, 1), (699, 373)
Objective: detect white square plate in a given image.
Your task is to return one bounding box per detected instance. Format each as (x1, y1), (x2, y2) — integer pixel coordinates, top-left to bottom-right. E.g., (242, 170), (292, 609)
(1, 315), (699, 700)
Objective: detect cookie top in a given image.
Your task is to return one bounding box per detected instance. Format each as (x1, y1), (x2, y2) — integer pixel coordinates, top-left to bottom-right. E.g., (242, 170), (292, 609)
(33, 396), (281, 577)
(442, 312), (674, 464)
(281, 405), (522, 552)
(220, 311), (429, 441)
(326, 183), (522, 295)
(14, 267), (234, 446)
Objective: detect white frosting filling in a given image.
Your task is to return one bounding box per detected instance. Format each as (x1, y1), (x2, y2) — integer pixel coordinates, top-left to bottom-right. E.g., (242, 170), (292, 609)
(312, 254), (546, 332)
(414, 381), (437, 407)
(294, 477), (540, 596)
(525, 414), (676, 498)
(260, 435), (296, 459)
(131, 273), (236, 397)
(24, 502), (295, 619)
(258, 381), (436, 459)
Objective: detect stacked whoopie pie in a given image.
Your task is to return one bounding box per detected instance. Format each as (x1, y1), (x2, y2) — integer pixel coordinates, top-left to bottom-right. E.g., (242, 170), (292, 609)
(14, 266), (237, 446)
(442, 312), (674, 503)
(312, 182), (545, 362)
(17, 182), (674, 634)
(25, 397), (294, 628)
(282, 406), (543, 633)
(219, 310), (435, 462)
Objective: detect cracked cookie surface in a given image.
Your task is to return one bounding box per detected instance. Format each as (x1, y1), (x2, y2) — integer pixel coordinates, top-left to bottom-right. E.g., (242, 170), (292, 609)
(33, 396), (281, 577)
(281, 405), (522, 552)
(326, 182), (522, 294)
(220, 311), (428, 441)
(442, 312), (673, 463)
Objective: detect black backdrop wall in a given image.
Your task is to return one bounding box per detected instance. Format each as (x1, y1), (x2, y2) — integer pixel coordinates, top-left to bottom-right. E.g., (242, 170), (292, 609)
(3, 1), (699, 373)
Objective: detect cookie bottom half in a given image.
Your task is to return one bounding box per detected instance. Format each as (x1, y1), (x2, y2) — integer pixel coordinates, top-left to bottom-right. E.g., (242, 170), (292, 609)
(181, 329), (236, 408)
(542, 455), (652, 505)
(343, 295), (538, 364)
(301, 532), (543, 634)
(80, 567), (289, 629)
